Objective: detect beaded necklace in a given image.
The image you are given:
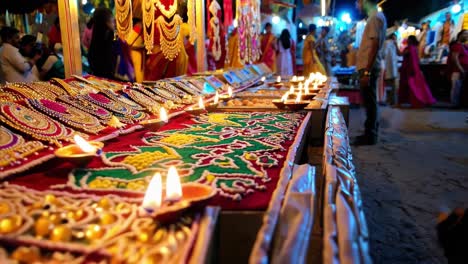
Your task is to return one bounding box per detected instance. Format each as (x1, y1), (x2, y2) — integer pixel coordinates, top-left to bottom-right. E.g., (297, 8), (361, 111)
(27, 99), (105, 134)
(2, 84), (42, 100)
(156, 81), (188, 98)
(0, 126), (46, 167)
(81, 93), (146, 122)
(0, 102), (73, 145)
(100, 90), (146, 111)
(57, 95), (113, 122)
(169, 81), (201, 96)
(28, 82), (68, 98)
(124, 89), (161, 113)
(136, 87), (168, 103)
(50, 78), (79, 96)
(115, 0), (133, 40)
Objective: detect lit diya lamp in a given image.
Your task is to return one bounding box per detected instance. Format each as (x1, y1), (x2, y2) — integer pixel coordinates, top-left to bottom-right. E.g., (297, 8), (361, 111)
(272, 92), (289, 109)
(290, 75), (301, 85)
(140, 107), (169, 130)
(219, 86), (233, 102)
(285, 91), (310, 111)
(206, 91), (219, 112)
(139, 166), (216, 223)
(272, 76), (283, 89)
(55, 135), (103, 165)
(301, 81), (317, 100)
(186, 97), (206, 115)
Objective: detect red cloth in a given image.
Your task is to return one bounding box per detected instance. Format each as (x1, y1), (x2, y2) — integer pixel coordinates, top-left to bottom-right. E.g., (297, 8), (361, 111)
(449, 43), (468, 74)
(48, 25), (61, 50)
(223, 0), (233, 28)
(7, 112), (305, 211)
(398, 45), (436, 107)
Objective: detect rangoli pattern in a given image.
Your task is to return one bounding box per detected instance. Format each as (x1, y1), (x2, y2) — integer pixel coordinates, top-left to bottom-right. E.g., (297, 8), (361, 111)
(62, 112), (305, 204)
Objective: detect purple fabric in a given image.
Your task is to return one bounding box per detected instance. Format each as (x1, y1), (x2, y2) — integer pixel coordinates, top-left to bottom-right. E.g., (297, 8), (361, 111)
(399, 45), (436, 107)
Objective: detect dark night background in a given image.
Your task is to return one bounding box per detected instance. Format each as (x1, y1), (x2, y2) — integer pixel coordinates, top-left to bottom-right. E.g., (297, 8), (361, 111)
(334, 0), (453, 25)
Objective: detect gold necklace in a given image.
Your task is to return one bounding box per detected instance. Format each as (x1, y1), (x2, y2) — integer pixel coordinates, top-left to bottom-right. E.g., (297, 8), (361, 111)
(155, 0), (177, 19)
(156, 15), (183, 61)
(187, 0), (196, 44)
(115, 0), (133, 40)
(142, 0), (155, 53)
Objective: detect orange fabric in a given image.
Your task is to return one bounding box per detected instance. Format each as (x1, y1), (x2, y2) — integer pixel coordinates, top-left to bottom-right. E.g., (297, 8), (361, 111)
(442, 21), (451, 45)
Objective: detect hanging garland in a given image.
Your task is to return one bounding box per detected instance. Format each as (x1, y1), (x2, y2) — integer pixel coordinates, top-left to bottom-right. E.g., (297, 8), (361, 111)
(155, 15), (183, 61)
(115, 0), (133, 40)
(209, 0), (222, 61)
(187, 0), (197, 45)
(142, 0), (155, 53)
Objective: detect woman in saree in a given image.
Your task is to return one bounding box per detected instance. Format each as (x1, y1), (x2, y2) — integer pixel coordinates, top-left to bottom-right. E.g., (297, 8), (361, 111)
(398, 35), (436, 107)
(302, 24), (326, 76)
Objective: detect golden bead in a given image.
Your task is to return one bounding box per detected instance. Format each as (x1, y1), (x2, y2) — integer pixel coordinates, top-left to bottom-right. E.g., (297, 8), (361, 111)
(85, 224), (105, 241)
(0, 202), (10, 214)
(0, 217), (16, 234)
(100, 212), (116, 225)
(50, 225), (72, 242)
(138, 231), (150, 242)
(48, 213), (61, 225)
(67, 209), (85, 221)
(11, 246), (40, 263)
(115, 202), (131, 214)
(152, 229), (166, 243)
(98, 198), (111, 210)
(35, 217), (51, 237)
(44, 194), (57, 204)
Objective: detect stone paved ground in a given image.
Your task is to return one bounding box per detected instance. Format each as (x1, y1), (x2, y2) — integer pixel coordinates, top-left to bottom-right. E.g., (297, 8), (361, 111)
(349, 107), (468, 264)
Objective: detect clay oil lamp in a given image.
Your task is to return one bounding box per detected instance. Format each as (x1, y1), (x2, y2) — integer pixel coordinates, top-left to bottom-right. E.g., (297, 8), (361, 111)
(139, 166), (216, 223)
(285, 91), (310, 111)
(301, 81), (317, 100)
(272, 76), (283, 89)
(206, 92), (219, 112)
(55, 135), (103, 165)
(272, 92), (289, 110)
(219, 86), (233, 102)
(186, 97), (206, 115)
(140, 107), (169, 130)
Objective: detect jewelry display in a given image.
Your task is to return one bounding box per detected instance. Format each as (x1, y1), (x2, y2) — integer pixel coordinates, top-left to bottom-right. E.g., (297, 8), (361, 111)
(168, 81), (201, 96)
(155, 14), (183, 61)
(81, 93), (143, 123)
(115, 0), (133, 40)
(27, 82), (68, 98)
(100, 90), (146, 111)
(57, 95), (113, 122)
(68, 81), (100, 94)
(187, 0), (197, 44)
(142, 0), (155, 53)
(26, 99), (105, 134)
(0, 126), (45, 167)
(209, 0), (222, 61)
(155, 81), (188, 98)
(50, 78), (79, 96)
(0, 102), (73, 145)
(2, 84), (42, 100)
(155, 0), (177, 18)
(124, 89), (161, 114)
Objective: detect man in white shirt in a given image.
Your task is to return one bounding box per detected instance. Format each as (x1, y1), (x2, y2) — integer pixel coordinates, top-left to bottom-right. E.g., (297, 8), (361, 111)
(0, 27), (40, 83)
(355, 0), (387, 145)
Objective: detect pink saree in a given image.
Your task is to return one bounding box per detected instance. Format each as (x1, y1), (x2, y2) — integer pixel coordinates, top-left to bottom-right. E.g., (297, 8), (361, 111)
(398, 45), (436, 107)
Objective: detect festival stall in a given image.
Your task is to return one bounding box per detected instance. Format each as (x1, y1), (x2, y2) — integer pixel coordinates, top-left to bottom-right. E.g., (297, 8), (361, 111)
(0, 0), (371, 263)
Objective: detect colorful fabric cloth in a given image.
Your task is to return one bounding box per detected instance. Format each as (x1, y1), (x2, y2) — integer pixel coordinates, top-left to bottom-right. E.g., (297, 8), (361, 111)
(7, 112), (307, 211)
(398, 45), (436, 107)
